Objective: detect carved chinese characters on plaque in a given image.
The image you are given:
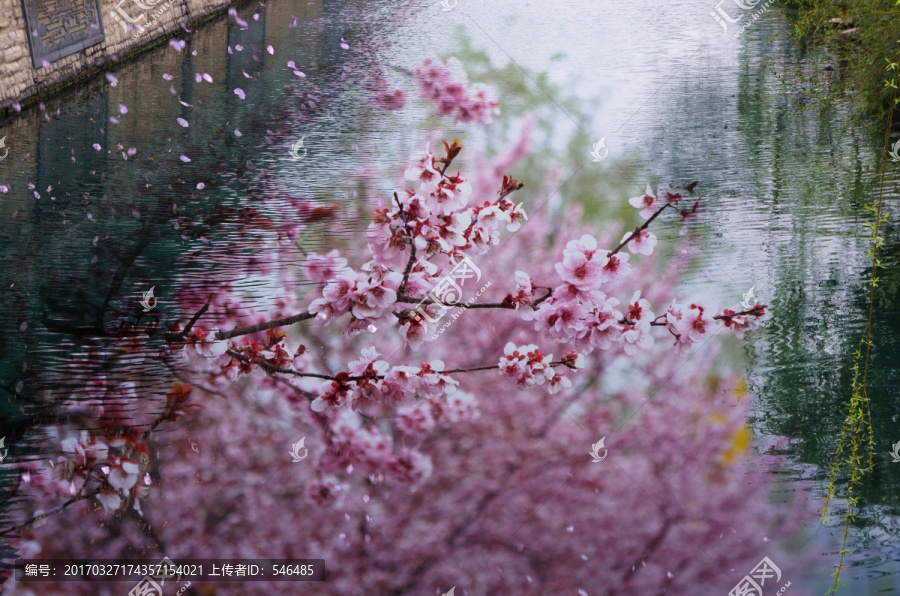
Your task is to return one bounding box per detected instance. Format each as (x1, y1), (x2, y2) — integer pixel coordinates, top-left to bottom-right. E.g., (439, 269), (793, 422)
(20, 0), (105, 69)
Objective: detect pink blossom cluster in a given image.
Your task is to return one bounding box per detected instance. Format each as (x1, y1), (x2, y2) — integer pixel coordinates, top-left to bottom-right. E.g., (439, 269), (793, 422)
(309, 349), (460, 413)
(509, 184), (766, 358)
(307, 260), (403, 328)
(498, 342), (584, 393)
(19, 429), (151, 517)
(396, 389), (479, 438)
(2, 56), (797, 596)
(321, 409), (434, 483)
(414, 58), (500, 124)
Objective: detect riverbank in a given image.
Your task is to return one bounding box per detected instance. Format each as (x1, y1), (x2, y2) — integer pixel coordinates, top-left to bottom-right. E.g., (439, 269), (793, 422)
(0, 0), (259, 121)
(784, 0), (900, 117)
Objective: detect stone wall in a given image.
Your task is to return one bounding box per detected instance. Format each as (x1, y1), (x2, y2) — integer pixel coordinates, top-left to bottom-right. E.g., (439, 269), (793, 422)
(0, 0), (240, 113)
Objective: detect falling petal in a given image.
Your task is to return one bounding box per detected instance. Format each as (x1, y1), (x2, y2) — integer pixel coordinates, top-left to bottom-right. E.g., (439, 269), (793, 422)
(87, 213), (95, 221)
(178, 98), (193, 107)
(203, 73), (213, 83)
(234, 129), (242, 137)
(41, 59), (50, 68)
(19, 322), (27, 331)
(253, 13), (260, 21)
(266, 44), (274, 54)
(197, 182), (205, 189)
(106, 72), (118, 86)
(15, 381), (23, 393)
(235, 44), (243, 51)
(93, 143), (101, 151)
(128, 147), (137, 156)
(177, 117), (189, 127)
(293, 70), (305, 77)
(93, 236), (98, 246)
(33, 191), (39, 199)
(0, 186), (8, 193)
(228, 8), (248, 28)
(340, 38), (349, 50)
(667, 572), (674, 579)
(169, 39), (185, 52)
(194, 73), (202, 83)
(242, 69), (252, 79)
(163, 73), (174, 80)
(180, 155), (191, 162)
(118, 104), (128, 114)
(287, 60), (296, 69)
(234, 88), (245, 99)
(109, 116), (120, 124)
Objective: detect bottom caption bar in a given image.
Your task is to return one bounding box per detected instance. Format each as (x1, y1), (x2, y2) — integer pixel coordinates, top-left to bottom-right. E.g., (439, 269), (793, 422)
(14, 559), (326, 581)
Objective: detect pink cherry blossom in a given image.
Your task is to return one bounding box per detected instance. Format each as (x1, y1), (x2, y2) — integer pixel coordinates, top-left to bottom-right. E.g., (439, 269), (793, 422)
(414, 58), (500, 124)
(628, 184), (659, 219)
(498, 342), (557, 388)
(622, 227), (658, 255)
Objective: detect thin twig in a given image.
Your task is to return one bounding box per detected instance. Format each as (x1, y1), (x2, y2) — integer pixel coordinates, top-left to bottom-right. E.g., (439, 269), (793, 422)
(608, 203), (671, 257)
(215, 312), (316, 341)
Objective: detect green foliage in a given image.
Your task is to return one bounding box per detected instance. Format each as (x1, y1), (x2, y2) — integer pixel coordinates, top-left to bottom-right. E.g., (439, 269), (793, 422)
(784, 0), (900, 116)
(821, 90), (896, 593)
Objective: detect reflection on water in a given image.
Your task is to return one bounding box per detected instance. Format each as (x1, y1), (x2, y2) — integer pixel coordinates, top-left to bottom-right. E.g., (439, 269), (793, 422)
(1, 0), (899, 591)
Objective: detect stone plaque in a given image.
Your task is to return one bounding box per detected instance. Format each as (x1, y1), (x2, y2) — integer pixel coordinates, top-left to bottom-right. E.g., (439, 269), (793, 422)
(20, 0), (105, 69)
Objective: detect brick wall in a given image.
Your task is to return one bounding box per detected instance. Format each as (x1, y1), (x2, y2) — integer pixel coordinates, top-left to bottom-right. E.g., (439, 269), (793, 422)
(0, 0), (237, 112)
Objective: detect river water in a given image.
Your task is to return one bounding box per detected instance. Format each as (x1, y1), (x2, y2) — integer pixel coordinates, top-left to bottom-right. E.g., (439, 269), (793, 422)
(1, 0), (898, 593)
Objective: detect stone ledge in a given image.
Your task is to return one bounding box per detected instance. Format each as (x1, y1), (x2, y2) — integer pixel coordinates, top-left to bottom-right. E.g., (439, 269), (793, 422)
(0, 0), (256, 120)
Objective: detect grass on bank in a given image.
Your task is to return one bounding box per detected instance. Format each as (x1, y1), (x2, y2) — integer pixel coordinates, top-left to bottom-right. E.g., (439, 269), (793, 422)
(785, 0), (900, 117)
